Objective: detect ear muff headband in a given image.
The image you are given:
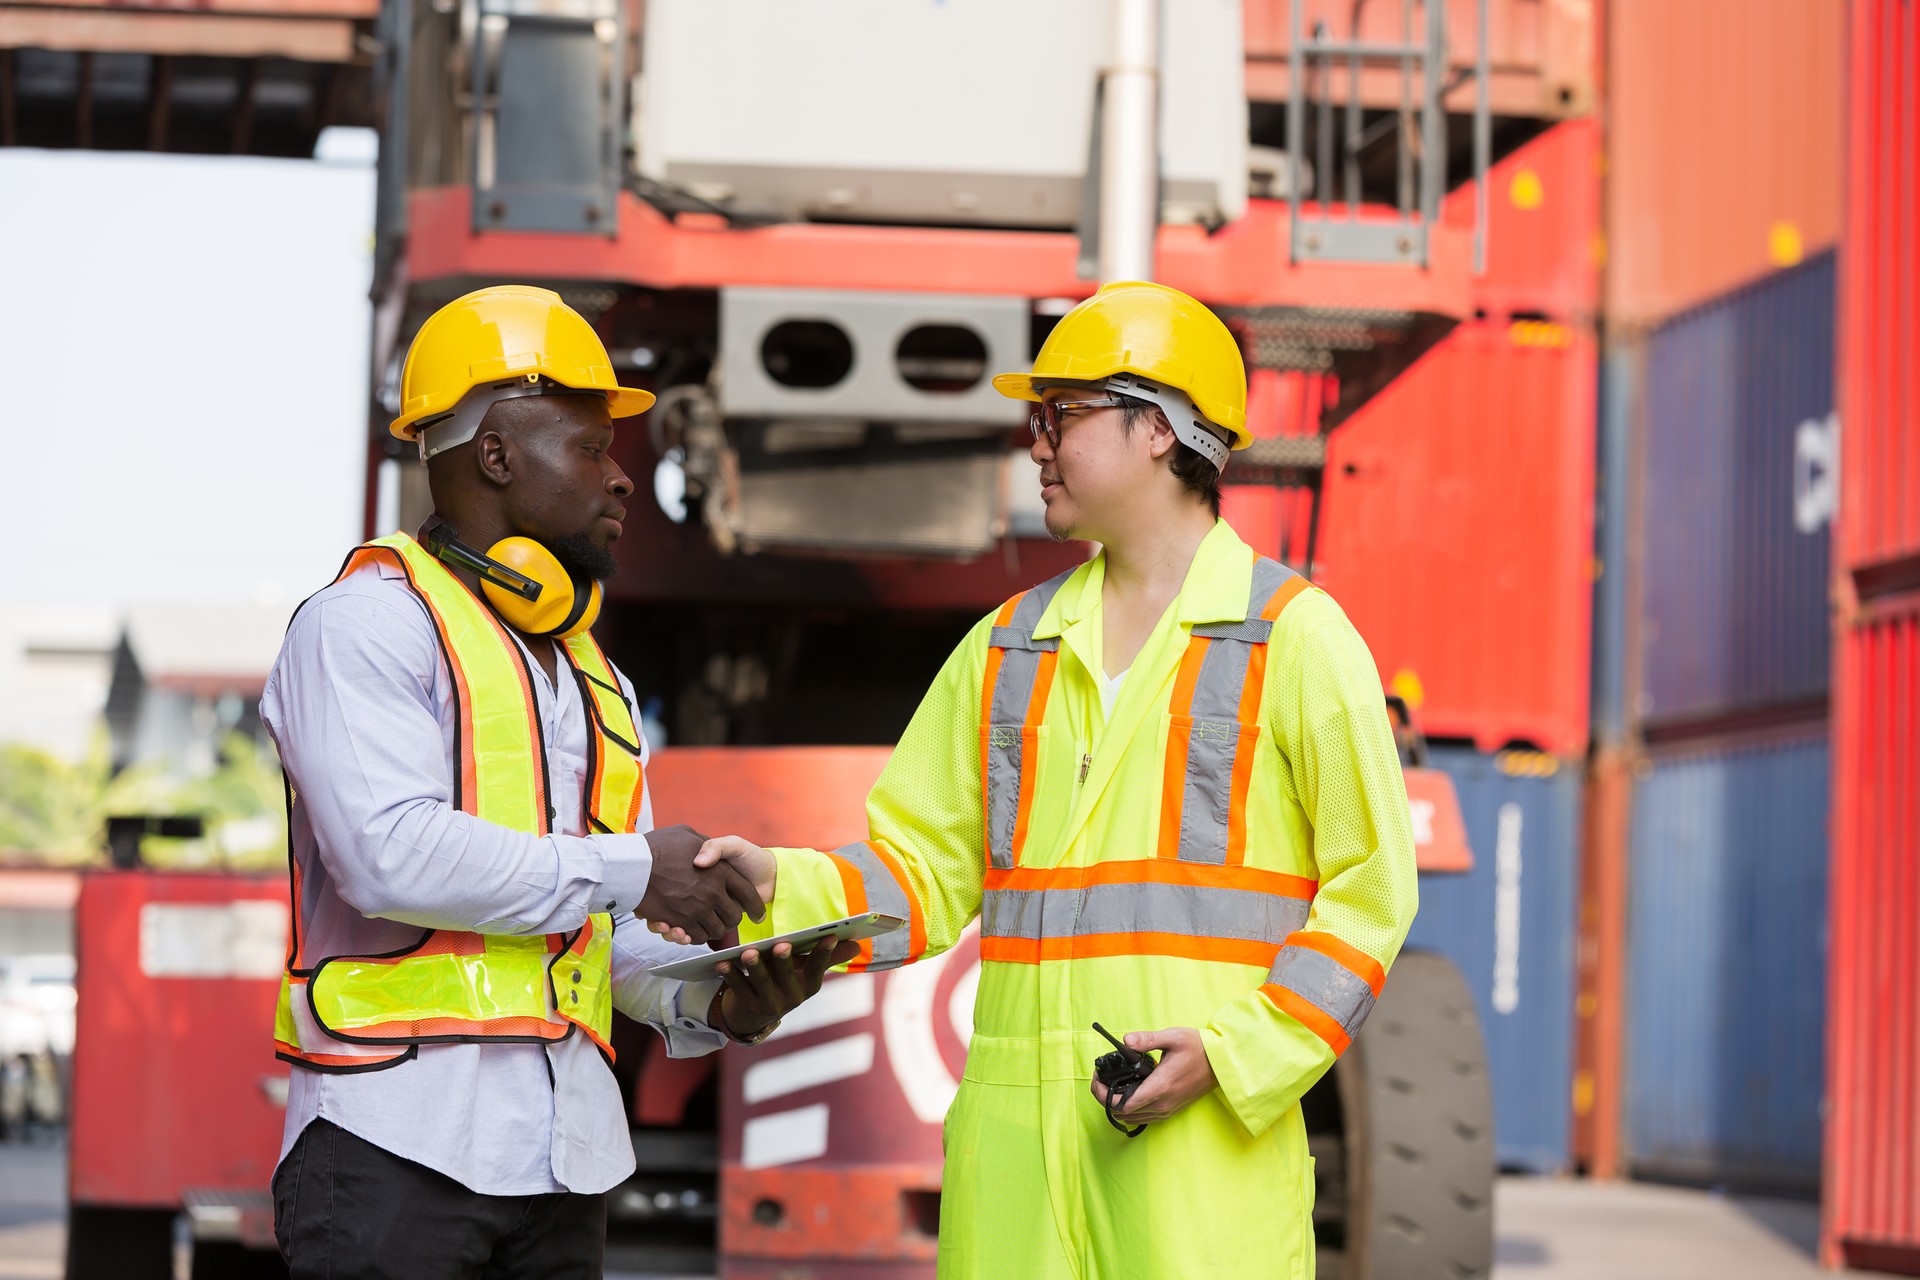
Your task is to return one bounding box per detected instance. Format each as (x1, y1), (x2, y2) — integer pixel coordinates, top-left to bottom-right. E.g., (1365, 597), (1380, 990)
(422, 520), (602, 639)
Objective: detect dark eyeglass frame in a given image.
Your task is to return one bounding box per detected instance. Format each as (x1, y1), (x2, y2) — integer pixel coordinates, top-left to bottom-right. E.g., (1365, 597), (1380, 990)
(1028, 396), (1127, 449)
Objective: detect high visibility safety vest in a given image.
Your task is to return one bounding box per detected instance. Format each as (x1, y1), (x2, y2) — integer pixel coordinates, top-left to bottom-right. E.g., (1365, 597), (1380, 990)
(738, 520), (1419, 1280)
(273, 533), (645, 1073)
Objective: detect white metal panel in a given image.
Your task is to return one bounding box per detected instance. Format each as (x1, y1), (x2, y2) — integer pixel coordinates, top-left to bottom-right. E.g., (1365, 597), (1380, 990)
(638, 0), (1245, 229)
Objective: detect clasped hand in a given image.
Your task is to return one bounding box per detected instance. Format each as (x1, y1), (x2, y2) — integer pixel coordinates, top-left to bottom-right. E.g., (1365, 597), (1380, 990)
(638, 825), (773, 945)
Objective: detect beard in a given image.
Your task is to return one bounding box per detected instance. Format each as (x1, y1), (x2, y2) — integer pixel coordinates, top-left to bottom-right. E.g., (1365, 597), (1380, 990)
(549, 531), (620, 582)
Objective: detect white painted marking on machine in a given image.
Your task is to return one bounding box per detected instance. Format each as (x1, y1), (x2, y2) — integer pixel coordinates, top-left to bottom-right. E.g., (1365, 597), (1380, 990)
(140, 902), (286, 979)
(742, 1033), (875, 1104)
(741, 1103), (830, 1169)
(765, 973), (874, 1041)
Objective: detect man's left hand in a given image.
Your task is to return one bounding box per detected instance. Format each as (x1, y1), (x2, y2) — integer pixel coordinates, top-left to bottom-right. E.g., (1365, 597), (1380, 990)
(708, 938), (862, 1042)
(1088, 1027), (1217, 1125)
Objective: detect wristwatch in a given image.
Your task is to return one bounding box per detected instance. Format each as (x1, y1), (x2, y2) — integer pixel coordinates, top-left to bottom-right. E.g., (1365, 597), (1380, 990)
(710, 991), (781, 1046)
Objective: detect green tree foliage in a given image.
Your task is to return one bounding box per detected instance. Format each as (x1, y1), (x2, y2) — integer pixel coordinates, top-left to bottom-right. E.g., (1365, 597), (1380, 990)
(0, 732), (285, 868)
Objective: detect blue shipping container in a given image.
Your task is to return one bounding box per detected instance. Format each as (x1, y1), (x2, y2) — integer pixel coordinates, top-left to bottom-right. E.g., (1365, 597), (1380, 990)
(1639, 253), (1836, 728)
(1625, 732), (1830, 1191)
(1406, 746), (1580, 1173)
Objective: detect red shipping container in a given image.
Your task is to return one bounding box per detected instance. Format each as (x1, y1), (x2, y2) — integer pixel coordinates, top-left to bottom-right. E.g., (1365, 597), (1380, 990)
(1605, 0), (1845, 329)
(1824, 589), (1920, 1274)
(1839, 0), (1920, 581)
(1312, 319), (1597, 756)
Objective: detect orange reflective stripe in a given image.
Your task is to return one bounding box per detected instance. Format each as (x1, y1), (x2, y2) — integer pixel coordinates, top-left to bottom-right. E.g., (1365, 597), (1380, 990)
(984, 858), (1316, 900)
(1157, 637), (1214, 858)
(826, 848), (877, 970)
(981, 932), (1281, 967)
(274, 1040), (410, 1068)
(865, 841), (929, 963)
(1284, 928), (1387, 996)
(1261, 981), (1353, 1055)
(342, 1014), (568, 1042)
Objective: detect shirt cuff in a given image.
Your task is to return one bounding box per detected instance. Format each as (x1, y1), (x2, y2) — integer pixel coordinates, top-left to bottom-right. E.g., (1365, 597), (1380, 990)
(665, 977), (727, 1058)
(587, 832), (654, 916)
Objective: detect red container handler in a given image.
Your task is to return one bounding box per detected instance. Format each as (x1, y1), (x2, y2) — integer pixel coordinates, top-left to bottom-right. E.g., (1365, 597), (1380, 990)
(1443, 117), (1601, 323)
(1823, 588), (1920, 1274)
(1839, 0), (1920, 585)
(67, 870), (289, 1269)
(1311, 319), (1598, 756)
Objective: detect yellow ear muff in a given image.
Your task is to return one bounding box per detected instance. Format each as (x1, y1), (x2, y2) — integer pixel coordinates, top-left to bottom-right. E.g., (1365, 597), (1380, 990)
(556, 580), (602, 640)
(480, 537), (579, 636)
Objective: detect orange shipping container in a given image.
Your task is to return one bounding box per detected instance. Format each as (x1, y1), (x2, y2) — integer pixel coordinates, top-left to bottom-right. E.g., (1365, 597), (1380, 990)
(1312, 319), (1597, 757)
(1604, 0), (1844, 329)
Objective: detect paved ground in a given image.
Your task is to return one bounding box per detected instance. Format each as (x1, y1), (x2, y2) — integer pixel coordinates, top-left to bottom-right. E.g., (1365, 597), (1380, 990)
(0, 1137), (1877, 1280)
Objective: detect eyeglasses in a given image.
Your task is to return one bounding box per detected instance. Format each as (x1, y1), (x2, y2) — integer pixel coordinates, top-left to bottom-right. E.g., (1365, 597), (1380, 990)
(1028, 397), (1126, 449)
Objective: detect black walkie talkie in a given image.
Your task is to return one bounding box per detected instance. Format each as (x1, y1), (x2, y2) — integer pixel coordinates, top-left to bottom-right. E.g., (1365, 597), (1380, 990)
(1092, 1022), (1158, 1138)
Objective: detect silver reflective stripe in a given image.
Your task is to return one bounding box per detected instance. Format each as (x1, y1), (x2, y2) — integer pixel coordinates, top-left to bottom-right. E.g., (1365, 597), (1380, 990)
(980, 883), (1311, 944)
(831, 843), (912, 969)
(983, 570), (1075, 870)
(1173, 557), (1300, 864)
(1269, 942), (1377, 1040)
(1191, 619), (1275, 643)
(990, 627), (1060, 652)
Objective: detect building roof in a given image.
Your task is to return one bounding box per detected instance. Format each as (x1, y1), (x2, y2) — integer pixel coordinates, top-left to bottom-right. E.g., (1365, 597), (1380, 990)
(121, 603), (289, 697)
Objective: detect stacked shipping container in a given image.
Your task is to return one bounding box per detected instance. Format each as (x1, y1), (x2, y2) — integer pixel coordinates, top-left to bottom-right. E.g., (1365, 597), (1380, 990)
(1293, 120), (1600, 1173)
(1824, 0), (1920, 1270)
(1584, 0), (1845, 1194)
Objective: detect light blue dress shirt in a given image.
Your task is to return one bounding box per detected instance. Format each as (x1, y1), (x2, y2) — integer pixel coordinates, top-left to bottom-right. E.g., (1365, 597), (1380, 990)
(260, 555), (726, 1196)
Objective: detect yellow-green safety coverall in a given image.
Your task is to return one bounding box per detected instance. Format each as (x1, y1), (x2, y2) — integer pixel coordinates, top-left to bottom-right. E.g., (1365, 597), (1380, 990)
(741, 520), (1419, 1279)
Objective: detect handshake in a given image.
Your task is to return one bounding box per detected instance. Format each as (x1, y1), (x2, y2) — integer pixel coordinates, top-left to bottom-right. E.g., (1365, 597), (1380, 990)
(638, 826), (777, 946)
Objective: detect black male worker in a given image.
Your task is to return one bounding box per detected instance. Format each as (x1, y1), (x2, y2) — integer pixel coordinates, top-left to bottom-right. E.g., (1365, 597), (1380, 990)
(693, 282), (1418, 1279)
(262, 285), (853, 1278)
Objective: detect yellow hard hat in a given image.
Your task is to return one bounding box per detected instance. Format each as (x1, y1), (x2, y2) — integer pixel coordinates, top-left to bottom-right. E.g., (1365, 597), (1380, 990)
(992, 280), (1250, 450)
(389, 285), (655, 445)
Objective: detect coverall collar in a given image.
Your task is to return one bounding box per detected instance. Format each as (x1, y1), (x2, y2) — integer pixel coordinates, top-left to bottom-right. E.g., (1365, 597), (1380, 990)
(1028, 518), (1254, 643)
(1029, 520), (1263, 842)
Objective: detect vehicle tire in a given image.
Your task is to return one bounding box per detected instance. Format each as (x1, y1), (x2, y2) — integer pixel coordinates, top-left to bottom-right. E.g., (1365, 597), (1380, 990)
(65, 1205), (176, 1280)
(1339, 949), (1495, 1280)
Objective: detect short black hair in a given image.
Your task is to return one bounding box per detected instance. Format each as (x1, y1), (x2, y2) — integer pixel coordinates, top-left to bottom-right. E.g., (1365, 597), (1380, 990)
(1117, 396), (1224, 517)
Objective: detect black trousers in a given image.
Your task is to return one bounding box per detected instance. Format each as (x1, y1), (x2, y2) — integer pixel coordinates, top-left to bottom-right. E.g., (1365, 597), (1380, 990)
(272, 1120), (607, 1280)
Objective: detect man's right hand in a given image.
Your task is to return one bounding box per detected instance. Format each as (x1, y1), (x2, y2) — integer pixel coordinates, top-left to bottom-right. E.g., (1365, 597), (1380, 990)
(650, 836), (778, 946)
(639, 825), (766, 945)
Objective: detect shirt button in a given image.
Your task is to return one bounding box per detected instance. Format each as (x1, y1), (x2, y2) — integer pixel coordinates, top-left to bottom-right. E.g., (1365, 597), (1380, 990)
(570, 991), (580, 1005)
(571, 969), (582, 983)
(605, 901), (617, 911)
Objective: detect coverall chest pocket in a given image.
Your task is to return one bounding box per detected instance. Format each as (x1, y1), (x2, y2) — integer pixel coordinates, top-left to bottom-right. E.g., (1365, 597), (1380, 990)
(983, 721), (1052, 869)
(1159, 712), (1264, 864)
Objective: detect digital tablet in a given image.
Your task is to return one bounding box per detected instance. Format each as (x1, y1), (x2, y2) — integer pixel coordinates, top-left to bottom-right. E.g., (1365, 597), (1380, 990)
(644, 913), (906, 982)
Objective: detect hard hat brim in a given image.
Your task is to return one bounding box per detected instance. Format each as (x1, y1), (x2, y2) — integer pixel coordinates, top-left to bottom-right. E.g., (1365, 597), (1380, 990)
(991, 372), (1042, 403)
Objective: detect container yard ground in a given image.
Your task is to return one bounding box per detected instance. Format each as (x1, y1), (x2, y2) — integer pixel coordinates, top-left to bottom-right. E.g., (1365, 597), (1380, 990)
(0, 1140), (1881, 1280)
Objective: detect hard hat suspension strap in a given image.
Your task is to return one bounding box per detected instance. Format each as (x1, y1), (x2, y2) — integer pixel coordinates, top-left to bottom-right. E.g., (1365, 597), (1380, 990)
(416, 376), (607, 463)
(1101, 372), (1232, 473)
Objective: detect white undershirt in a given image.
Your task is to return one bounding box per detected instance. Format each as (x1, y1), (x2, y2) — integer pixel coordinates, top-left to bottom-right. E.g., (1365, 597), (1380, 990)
(1098, 665), (1131, 718)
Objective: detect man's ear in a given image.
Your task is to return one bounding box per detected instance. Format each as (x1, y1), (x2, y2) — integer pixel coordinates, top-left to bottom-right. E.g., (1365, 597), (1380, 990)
(1144, 408), (1179, 461)
(477, 430), (512, 487)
